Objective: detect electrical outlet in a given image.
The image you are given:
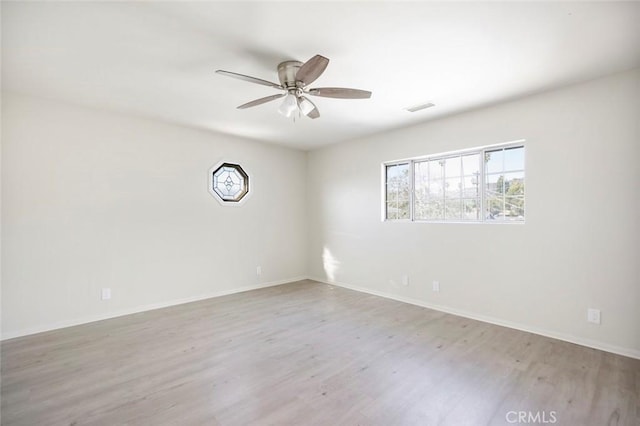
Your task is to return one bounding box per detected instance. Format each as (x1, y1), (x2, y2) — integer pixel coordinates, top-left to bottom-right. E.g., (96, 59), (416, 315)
(401, 275), (409, 286)
(587, 308), (601, 324)
(256, 266), (262, 276)
(432, 281), (440, 292)
(101, 288), (111, 301)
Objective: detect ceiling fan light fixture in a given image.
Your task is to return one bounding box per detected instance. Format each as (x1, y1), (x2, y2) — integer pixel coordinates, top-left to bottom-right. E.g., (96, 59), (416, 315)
(278, 93), (298, 117)
(298, 97), (315, 116)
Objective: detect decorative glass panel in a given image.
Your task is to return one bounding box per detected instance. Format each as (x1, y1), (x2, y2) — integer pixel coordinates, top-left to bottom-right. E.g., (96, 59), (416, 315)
(211, 163), (249, 202)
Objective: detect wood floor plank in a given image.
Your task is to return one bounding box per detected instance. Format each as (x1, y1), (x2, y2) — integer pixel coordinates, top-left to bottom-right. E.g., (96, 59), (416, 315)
(2, 280), (638, 425)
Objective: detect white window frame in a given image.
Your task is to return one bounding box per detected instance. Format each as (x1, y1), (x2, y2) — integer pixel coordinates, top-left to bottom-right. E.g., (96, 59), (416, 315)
(382, 140), (525, 224)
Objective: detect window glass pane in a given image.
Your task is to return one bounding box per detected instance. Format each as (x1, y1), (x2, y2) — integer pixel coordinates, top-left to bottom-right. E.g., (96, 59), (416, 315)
(485, 149), (504, 174)
(427, 159), (444, 205)
(462, 153), (480, 176)
(414, 161), (427, 182)
(463, 198), (480, 221)
(483, 147), (525, 222)
(428, 159), (444, 181)
(444, 157), (461, 178)
(387, 188), (398, 203)
(462, 175), (480, 198)
(504, 146), (525, 172)
(445, 177), (462, 199)
(424, 200), (444, 221)
(504, 172), (525, 196)
(398, 201), (410, 219)
(386, 164), (409, 192)
(414, 161), (428, 203)
(386, 163), (410, 220)
(386, 202), (398, 220)
(505, 196), (525, 220)
(399, 164), (410, 201)
(414, 199), (427, 219)
(415, 160), (444, 220)
(485, 173), (504, 197)
(445, 199), (462, 220)
(485, 173), (504, 219)
(428, 179), (444, 198)
(485, 197), (504, 220)
(387, 164), (400, 179)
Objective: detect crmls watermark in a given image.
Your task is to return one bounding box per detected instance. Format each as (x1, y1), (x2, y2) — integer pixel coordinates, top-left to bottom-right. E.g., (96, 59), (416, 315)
(505, 410), (557, 424)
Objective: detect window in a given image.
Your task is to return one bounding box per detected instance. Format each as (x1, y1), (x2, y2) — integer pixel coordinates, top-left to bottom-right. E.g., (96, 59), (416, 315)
(209, 162), (249, 203)
(384, 143), (525, 223)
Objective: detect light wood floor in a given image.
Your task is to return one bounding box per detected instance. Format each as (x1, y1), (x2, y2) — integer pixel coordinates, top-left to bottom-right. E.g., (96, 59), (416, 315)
(2, 280), (639, 425)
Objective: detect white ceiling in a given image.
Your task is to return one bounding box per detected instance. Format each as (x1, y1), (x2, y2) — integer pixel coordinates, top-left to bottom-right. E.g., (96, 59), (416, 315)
(3, 2), (640, 150)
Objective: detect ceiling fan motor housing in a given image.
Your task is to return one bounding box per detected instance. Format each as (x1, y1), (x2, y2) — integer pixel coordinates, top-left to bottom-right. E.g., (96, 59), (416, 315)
(278, 61), (303, 89)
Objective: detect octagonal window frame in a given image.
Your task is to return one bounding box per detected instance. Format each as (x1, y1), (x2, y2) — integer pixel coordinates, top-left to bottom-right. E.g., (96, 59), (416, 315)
(208, 161), (252, 206)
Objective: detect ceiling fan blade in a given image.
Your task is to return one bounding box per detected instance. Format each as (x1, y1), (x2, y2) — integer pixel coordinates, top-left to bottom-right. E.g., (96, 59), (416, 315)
(307, 87), (372, 99)
(297, 96), (320, 119)
(237, 93), (286, 109)
(216, 70), (283, 89)
(295, 55), (329, 86)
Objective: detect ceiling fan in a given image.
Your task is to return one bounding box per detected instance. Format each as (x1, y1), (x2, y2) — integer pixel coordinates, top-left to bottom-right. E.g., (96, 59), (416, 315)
(216, 55), (372, 119)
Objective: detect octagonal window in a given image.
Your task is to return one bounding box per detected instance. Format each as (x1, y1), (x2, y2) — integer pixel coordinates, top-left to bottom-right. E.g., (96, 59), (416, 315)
(211, 163), (249, 203)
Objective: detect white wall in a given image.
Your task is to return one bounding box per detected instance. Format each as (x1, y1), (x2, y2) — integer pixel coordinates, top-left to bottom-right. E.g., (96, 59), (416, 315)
(307, 69), (640, 358)
(1, 93), (307, 338)
(3, 70), (639, 358)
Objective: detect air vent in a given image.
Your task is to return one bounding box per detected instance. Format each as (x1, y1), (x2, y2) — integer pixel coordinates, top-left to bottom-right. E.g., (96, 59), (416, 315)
(406, 102), (435, 113)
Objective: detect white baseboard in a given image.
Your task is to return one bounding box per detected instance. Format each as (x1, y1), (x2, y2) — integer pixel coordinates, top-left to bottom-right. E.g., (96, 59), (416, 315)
(308, 276), (640, 360)
(1, 276), (307, 341)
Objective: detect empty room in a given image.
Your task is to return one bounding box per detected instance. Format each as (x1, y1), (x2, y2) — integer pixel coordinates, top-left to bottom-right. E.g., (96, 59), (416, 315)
(1, 1), (639, 425)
